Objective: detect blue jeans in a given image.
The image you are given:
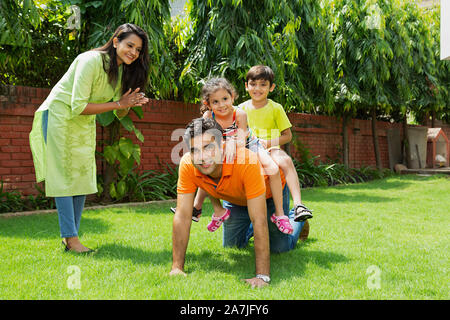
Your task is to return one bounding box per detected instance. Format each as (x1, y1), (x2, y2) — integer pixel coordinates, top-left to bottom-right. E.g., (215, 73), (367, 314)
(55, 196), (86, 238)
(222, 186), (305, 253)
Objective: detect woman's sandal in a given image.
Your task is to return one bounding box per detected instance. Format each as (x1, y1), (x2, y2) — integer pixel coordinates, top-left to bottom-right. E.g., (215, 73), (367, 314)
(293, 204), (313, 222)
(270, 214), (294, 234)
(61, 241), (95, 254)
(207, 208), (231, 232)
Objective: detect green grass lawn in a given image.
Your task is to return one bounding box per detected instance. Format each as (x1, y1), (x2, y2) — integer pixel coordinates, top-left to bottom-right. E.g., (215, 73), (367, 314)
(0, 174), (448, 299)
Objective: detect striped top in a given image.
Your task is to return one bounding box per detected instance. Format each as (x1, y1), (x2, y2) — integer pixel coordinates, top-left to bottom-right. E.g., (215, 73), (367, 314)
(212, 107), (256, 146)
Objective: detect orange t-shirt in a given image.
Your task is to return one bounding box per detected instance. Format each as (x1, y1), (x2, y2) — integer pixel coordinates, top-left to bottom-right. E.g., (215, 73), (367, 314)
(177, 148), (285, 206)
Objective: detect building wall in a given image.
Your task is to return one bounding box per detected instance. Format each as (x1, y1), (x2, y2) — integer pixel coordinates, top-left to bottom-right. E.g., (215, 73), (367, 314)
(1, 85), (444, 196)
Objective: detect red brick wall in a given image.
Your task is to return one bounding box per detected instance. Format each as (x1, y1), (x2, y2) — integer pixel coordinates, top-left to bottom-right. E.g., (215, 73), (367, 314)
(0, 86), (51, 195)
(0, 85), (440, 196)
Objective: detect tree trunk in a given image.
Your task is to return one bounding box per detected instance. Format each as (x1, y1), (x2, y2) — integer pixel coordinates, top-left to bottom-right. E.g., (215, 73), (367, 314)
(342, 113), (349, 168)
(371, 108), (382, 172)
(403, 114), (412, 168)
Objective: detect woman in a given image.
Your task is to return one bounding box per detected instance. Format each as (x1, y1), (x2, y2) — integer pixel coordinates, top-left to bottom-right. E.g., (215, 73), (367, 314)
(29, 23), (150, 253)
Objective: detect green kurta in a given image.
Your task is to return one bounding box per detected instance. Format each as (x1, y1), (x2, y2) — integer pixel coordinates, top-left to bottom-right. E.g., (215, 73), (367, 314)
(29, 51), (122, 197)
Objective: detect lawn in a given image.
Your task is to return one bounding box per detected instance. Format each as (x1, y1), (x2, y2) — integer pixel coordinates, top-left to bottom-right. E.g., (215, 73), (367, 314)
(0, 174), (448, 300)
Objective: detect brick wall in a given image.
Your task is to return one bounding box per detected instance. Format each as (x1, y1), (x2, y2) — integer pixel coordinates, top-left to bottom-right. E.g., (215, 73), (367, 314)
(1, 84), (442, 196)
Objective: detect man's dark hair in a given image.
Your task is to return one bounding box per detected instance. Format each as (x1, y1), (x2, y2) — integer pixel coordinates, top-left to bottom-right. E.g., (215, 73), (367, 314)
(245, 65), (275, 85)
(184, 117), (224, 148)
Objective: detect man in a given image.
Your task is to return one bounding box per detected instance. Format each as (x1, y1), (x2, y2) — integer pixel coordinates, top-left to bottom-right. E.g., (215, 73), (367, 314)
(169, 118), (306, 288)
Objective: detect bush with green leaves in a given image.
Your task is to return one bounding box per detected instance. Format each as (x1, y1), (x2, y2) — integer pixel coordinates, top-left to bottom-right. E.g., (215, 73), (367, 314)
(0, 182), (55, 214)
(178, 0), (334, 110)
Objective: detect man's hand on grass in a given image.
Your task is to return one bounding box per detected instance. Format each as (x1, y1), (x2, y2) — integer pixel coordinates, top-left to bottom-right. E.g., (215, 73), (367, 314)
(169, 268), (187, 277)
(243, 277), (269, 288)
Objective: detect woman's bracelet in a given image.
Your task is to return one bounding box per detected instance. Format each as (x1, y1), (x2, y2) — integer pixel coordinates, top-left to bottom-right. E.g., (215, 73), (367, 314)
(115, 101), (121, 109)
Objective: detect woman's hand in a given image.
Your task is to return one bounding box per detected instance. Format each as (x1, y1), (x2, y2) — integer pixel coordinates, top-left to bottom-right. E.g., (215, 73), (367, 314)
(117, 87), (149, 109)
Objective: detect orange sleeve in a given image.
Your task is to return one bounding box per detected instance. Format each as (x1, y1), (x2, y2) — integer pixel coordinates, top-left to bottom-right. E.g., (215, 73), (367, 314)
(176, 153), (198, 194)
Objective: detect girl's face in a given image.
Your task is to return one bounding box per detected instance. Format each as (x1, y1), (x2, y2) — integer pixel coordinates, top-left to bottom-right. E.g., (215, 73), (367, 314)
(114, 33), (143, 66)
(207, 88), (234, 117)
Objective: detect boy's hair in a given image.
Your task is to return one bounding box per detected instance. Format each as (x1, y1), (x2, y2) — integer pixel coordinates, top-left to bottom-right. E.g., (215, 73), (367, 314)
(200, 77), (238, 114)
(245, 65), (275, 85)
(184, 117), (224, 149)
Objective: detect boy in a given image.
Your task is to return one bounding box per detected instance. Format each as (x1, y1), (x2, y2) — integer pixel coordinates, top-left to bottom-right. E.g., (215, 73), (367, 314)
(238, 65), (313, 237)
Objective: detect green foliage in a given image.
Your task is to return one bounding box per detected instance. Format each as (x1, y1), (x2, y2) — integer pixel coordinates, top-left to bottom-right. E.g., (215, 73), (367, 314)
(0, 0), (40, 47)
(331, 0), (393, 115)
(293, 157), (390, 189)
(0, 1), (79, 87)
(0, 181), (24, 213)
(410, 5), (450, 123)
(178, 0), (334, 111)
(100, 137), (141, 200)
(0, 182), (55, 214)
(126, 164), (178, 202)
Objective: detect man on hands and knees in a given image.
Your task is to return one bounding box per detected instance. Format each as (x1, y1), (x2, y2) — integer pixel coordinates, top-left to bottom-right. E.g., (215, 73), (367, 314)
(170, 118), (306, 288)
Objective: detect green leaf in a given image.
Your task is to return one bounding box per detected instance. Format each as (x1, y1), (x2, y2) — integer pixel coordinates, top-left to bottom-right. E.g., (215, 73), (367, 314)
(103, 145), (117, 165)
(117, 180), (127, 198)
(132, 106), (144, 119)
(134, 127), (144, 143)
(119, 115), (134, 132)
(109, 183), (117, 199)
(119, 138), (134, 159)
(96, 111), (115, 127)
(131, 144), (141, 165)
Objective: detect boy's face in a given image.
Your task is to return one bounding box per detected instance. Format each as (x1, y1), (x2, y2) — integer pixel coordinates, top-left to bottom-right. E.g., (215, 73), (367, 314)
(245, 79), (275, 103)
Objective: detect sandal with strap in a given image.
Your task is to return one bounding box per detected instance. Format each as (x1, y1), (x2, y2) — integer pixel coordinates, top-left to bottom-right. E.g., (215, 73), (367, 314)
(207, 208), (231, 232)
(293, 204), (313, 222)
(270, 214), (294, 234)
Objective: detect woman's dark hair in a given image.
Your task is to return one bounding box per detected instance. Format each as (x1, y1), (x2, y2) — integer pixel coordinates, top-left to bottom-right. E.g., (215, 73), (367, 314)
(94, 23), (149, 94)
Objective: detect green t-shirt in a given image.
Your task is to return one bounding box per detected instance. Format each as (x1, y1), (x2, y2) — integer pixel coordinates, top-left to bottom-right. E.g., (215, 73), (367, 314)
(238, 99), (292, 143)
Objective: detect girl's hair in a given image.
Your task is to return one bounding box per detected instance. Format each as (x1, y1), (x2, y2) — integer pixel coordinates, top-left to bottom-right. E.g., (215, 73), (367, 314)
(200, 77), (238, 114)
(94, 23), (149, 95)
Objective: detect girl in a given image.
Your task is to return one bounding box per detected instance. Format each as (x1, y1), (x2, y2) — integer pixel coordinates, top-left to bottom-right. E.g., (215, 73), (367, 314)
(29, 24), (150, 253)
(198, 78), (293, 234)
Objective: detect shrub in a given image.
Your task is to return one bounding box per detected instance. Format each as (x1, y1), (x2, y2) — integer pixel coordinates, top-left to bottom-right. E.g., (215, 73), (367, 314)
(0, 182), (55, 214)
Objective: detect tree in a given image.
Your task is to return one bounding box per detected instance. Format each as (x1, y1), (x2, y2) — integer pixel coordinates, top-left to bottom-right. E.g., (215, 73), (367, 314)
(178, 0), (334, 111)
(331, 0), (401, 172)
(414, 4), (450, 127)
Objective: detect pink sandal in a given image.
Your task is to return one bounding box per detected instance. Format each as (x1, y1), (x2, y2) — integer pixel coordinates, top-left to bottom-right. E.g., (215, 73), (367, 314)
(270, 214), (293, 234)
(207, 209), (231, 232)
